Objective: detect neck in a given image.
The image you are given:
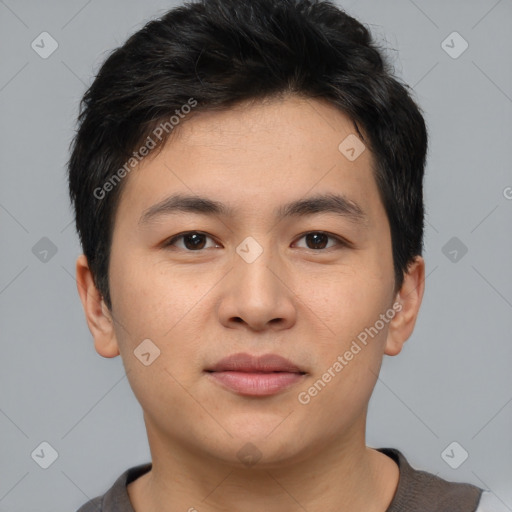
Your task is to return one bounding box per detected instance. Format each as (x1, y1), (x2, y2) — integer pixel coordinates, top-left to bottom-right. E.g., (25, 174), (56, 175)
(128, 417), (399, 512)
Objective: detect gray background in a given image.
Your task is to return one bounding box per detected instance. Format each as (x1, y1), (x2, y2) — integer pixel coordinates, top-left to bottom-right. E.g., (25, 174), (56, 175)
(0, 0), (511, 510)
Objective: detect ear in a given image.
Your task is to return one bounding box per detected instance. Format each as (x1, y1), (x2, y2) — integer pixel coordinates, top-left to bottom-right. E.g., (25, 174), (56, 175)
(384, 255), (425, 356)
(75, 254), (120, 358)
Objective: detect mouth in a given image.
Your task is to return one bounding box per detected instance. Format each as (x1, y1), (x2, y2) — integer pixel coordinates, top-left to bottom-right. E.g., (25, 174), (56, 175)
(204, 353), (307, 397)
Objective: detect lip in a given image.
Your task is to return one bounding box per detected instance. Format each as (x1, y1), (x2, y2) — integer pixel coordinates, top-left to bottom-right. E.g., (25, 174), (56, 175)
(205, 353), (306, 397)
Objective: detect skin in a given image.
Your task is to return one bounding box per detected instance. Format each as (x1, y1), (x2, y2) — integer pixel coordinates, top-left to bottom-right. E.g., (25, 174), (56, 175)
(76, 94), (425, 512)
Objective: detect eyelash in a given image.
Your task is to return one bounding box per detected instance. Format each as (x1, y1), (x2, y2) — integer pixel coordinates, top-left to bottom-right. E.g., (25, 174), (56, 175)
(163, 231), (348, 252)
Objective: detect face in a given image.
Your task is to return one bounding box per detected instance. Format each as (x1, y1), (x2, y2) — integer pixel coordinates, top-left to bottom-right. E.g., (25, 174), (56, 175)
(79, 95), (423, 468)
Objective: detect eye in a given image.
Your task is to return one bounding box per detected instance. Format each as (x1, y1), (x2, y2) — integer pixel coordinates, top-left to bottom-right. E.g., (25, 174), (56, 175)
(163, 230), (347, 252)
(164, 231), (221, 251)
(293, 231), (346, 250)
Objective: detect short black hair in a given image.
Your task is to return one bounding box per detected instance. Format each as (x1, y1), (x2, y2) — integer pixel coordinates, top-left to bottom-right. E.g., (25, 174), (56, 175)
(67, 0), (428, 311)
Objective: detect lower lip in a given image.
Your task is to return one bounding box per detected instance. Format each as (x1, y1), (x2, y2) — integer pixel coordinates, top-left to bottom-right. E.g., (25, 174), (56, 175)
(206, 371), (305, 396)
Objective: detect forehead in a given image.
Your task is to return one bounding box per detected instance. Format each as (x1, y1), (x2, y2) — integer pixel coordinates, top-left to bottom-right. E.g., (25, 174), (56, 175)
(114, 95), (383, 227)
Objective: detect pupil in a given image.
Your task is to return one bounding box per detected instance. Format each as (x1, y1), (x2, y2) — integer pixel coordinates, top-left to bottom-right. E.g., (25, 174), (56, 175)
(307, 233), (327, 249)
(185, 233), (205, 250)
(182, 233), (328, 250)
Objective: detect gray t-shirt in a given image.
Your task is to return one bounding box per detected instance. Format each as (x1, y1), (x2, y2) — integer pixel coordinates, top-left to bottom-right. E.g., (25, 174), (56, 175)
(77, 447), (486, 511)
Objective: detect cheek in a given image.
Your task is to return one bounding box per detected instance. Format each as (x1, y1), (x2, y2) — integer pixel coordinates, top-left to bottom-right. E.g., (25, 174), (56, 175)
(294, 262), (393, 345)
(296, 305), (389, 432)
(291, 259), (394, 416)
(108, 258), (210, 383)
(108, 268), (203, 413)
(109, 257), (203, 342)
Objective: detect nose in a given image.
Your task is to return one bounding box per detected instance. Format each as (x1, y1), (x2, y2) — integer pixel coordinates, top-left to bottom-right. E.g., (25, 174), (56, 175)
(217, 241), (297, 332)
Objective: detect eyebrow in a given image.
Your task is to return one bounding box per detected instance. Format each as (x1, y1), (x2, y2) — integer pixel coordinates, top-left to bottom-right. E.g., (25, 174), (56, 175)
(139, 192), (368, 227)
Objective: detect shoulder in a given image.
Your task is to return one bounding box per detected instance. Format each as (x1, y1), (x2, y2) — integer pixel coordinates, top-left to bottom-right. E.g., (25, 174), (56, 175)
(77, 496), (102, 512)
(378, 448), (484, 512)
(76, 463), (152, 512)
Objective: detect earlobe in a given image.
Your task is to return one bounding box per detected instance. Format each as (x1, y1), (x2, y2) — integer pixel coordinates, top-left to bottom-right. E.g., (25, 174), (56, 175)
(384, 256), (425, 357)
(75, 254), (120, 358)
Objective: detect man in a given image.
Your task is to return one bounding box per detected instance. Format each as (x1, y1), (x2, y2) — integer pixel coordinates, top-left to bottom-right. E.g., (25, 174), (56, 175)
(68, 0), (497, 510)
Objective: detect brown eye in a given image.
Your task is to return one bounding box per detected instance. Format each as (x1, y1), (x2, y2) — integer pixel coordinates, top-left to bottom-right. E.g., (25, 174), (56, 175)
(305, 232), (329, 249)
(182, 233), (207, 250)
(165, 232), (219, 251)
(294, 232), (345, 250)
